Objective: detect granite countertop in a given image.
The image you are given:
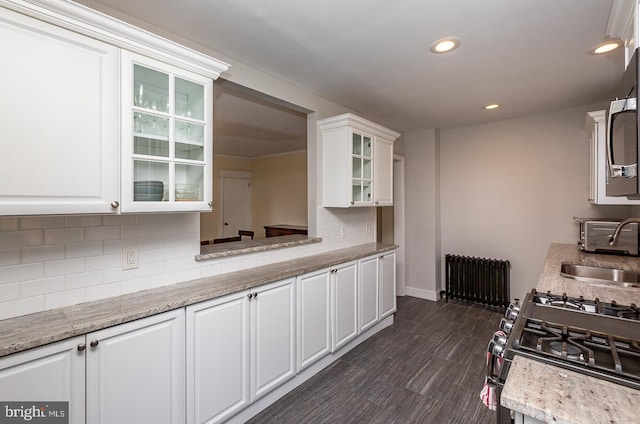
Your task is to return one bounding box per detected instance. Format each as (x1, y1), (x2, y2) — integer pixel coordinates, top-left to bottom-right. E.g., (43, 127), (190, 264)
(197, 234), (321, 260)
(0, 242), (396, 358)
(501, 242), (640, 423)
(502, 356), (640, 424)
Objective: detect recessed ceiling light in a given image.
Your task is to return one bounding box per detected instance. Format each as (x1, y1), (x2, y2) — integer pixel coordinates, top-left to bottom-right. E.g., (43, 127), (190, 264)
(482, 103), (500, 110)
(589, 40), (622, 55)
(430, 37), (461, 54)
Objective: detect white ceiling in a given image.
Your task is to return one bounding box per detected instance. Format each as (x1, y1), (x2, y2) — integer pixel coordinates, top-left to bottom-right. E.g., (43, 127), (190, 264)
(82, 0), (623, 134)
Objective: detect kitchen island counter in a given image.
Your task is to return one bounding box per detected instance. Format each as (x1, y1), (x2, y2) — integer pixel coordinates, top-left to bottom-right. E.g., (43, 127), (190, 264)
(0, 242), (396, 358)
(501, 243), (640, 423)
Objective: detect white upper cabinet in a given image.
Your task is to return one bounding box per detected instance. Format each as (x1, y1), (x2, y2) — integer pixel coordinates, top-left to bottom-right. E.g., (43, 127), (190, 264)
(0, 6), (120, 215)
(607, 0), (637, 68)
(121, 52), (213, 213)
(320, 113), (400, 207)
(584, 110), (640, 204)
(0, 0), (229, 216)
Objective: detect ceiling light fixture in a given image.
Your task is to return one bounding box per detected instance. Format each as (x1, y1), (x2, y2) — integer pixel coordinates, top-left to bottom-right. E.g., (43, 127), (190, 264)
(482, 103), (500, 110)
(430, 37), (461, 54)
(589, 40), (622, 55)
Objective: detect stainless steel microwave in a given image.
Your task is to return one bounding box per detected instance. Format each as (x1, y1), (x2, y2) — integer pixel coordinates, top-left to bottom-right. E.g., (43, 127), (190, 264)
(606, 48), (640, 198)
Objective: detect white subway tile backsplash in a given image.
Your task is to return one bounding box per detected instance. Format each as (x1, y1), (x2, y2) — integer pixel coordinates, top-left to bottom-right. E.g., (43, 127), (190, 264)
(0, 218), (18, 231)
(103, 215), (137, 226)
(0, 282), (20, 302)
(151, 271), (178, 288)
(21, 276), (65, 297)
(86, 281), (121, 301)
(0, 296), (45, 321)
(0, 263), (44, 284)
(44, 227), (85, 245)
(21, 245), (65, 264)
(45, 288), (86, 310)
(85, 226), (121, 241)
(65, 216), (103, 228)
(66, 241), (103, 259)
(19, 217), (65, 230)
(120, 276), (152, 295)
(85, 253), (120, 271)
(44, 258), (85, 277)
(0, 249), (20, 266)
(0, 210), (359, 320)
(65, 270), (104, 290)
(0, 230), (44, 249)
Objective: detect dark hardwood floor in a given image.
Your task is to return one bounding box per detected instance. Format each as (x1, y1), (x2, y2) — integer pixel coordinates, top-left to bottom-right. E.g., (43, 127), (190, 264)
(248, 296), (503, 424)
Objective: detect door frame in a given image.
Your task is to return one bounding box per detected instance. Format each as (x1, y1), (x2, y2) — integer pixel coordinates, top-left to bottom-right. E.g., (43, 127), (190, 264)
(218, 170), (253, 237)
(393, 155), (406, 297)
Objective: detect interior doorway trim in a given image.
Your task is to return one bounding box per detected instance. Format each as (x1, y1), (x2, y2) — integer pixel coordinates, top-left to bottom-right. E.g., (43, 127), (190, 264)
(393, 154), (406, 296)
(218, 170), (253, 236)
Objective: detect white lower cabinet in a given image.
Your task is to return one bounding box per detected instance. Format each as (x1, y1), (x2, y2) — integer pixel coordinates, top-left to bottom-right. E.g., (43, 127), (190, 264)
(0, 310), (184, 424)
(186, 278), (296, 424)
(359, 255), (379, 333)
(379, 251), (397, 319)
(296, 269), (331, 372)
(331, 261), (358, 352)
(0, 336), (85, 424)
(85, 309), (186, 424)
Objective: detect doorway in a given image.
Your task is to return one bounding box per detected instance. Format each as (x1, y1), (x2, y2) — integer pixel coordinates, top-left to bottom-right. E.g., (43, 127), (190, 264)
(220, 171), (252, 237)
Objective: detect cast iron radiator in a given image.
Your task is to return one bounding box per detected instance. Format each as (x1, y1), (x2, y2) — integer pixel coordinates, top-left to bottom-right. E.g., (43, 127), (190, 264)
(441, 254), (511, 309)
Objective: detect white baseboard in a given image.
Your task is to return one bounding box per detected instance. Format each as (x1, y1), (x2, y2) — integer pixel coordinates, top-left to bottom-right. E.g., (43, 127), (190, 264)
(405, 286), (439, 301)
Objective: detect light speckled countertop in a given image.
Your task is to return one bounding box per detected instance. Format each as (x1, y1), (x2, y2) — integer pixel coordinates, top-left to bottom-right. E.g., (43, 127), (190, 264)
(501, 243), (640, 423)
(0, 242), (395, 358)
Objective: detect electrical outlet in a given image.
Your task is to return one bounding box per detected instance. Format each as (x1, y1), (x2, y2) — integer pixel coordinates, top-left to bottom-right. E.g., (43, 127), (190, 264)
(122, 247), (139, 270)
(366, 223), (371, 235)
(341, 226), (346, 239)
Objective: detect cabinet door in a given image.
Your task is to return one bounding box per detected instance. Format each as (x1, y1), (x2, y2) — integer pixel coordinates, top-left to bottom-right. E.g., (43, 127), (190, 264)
(0, 8), (119, 215)
(359, 256), (379, 333)
(331, 261), (358, 352)
(251, 279), (296, 401)
(121, 50), (213, 213)
(379, 252), (397, 319)
(86, 309), (185, 424)
(351, 130), (374, 206)
(374, 137), (394, 206)
(186, 292), (249, 424)
(296, 269), (331, 372)
(0, 336), (85, 424)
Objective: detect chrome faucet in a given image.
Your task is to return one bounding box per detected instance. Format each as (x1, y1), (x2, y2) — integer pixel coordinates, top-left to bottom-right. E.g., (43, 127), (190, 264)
(609, 217), (640, 245)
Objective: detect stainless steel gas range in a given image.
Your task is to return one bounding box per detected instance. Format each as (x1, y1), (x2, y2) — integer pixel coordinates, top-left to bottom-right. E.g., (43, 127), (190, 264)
(484, 289), (640, 423)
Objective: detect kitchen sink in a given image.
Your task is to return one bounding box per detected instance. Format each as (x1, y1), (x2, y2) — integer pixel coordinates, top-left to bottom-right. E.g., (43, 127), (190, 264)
(560, 263), (640, 288)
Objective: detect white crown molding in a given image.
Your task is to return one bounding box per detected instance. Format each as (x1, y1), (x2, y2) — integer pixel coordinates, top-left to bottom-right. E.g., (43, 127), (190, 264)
(318, 113), (401, 141)
(0, 0), (230, 79)
(606, 0), (635, 39)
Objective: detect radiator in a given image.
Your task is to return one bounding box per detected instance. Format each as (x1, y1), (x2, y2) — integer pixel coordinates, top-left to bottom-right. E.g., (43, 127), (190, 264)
(442, 254), (511, 309)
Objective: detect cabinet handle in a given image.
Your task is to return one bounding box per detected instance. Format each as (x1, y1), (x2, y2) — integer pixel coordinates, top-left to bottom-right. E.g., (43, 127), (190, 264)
(111, 201), (119, 208)
(77, 343), (86, 352)
(375, 201), (379, 205)
(208, 201), (213, 208)
(248, 293), (253, 299)
(350, 201), (354, 205)
(254, 292), (258, 298)
(90, 339), (99, 348)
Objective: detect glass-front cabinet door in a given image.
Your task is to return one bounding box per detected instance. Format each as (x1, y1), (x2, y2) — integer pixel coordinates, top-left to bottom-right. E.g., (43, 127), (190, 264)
(121, 51), (213, 212)
(351, 131), (373, 205)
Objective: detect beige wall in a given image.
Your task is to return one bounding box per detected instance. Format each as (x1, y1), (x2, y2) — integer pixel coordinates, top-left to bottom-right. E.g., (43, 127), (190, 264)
(405, 103), (634, 303)
(252, 151), (307, 237)
(200, 152), (307, 240)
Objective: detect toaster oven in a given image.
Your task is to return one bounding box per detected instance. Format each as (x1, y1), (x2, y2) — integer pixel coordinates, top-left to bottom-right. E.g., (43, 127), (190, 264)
(575, 217), (639, 256)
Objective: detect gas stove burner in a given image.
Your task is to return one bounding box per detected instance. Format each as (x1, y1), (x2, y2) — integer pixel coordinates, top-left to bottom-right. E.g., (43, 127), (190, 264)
(549, 341), (583, 361)
(600, 301), (640, 321)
